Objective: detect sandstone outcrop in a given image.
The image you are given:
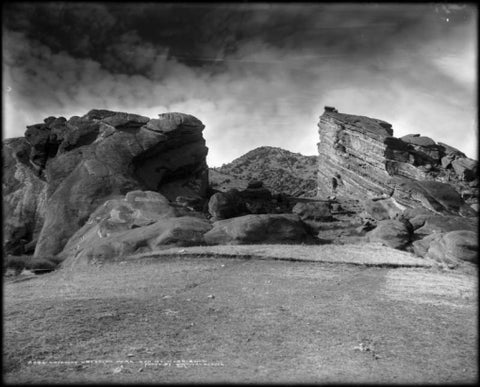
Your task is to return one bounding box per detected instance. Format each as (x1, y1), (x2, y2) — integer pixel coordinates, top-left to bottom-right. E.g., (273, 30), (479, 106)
(292, 201), (333, 232)
(59, 190), (212, 264)
(203, 214), (312, 245)
(366, 219), (413, 250)
(317, 107), (478, 215)
(207, 183), (292, 221)
(410, 215), (478, 236)
(62, 216), (213, 265)
(362, 197), (404, 221)
(4, 110), (209, 259)
(208, 189), (249, 220)
(412, 230), (478, 266)
(3, 138), (47, 255)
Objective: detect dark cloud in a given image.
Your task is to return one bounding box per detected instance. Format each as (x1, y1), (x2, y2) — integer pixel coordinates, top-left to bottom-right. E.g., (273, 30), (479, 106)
(2, 3), (477, 165)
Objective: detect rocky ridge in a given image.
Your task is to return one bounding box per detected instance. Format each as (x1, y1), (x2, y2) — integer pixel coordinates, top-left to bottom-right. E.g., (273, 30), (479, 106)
(3, 107), (478, 273)
(211, 146), (318, 197)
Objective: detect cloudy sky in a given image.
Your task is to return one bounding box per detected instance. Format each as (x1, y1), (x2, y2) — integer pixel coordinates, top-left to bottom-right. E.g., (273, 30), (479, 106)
(2, 2), (477, 166)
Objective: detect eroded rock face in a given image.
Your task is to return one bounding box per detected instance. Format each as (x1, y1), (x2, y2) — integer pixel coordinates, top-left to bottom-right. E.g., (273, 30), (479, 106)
(3, 138), (47, 255)
(204, 214), (313, 245)
(62, 216), (213, 266)
(362, 197), (405, 221)
(5, 110), (209, 259)
(292, 201), (333, 232)
(317, 107), (478, 215)
(208, 189), (248, 220)
(59, 190), (211, 264)
(413, 230), (478, 266)
(411, 215), (478, 237)
(366, 219), (413, 250)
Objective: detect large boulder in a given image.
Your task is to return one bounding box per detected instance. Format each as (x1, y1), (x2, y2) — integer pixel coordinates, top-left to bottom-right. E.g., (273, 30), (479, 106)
(66, 190), (178, 241)
(413, 230), (478, 266)
(239, 185), (291, 214)
(203, 214), (312, 245)
(366, 219), (413, 250)
(292, 201), (333, 232)
(389, 178), (476, 217)
(411, 215), (478, 236)
(5, 110), (209, 259)
(316, 218), (367, 244)
(208, 189), (248, 220)
(58, 190), (210, 262)
(362, 197), (404, 221)
(451, 157), (478, 182)
(399, 134), (442, 162)
(61, 216), (213, 266)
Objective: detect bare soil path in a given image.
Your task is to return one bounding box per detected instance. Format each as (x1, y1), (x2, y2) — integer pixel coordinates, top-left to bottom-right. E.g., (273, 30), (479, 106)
(3, 246), (477, 383)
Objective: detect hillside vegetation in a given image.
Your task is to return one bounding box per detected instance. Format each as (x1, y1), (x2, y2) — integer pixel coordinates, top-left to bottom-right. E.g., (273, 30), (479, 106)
(210, 146), (318, 197)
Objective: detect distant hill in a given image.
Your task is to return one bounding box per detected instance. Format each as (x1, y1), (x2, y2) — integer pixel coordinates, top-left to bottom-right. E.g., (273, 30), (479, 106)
(209, 146), (318, 197)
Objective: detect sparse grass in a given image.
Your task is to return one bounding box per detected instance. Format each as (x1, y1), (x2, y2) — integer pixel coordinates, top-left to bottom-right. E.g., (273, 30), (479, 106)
(125, 243), (436, 268)
(3, 255), (477, 383)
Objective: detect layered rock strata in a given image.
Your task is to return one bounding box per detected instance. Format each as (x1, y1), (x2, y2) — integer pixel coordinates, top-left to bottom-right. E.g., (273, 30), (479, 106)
(317, 107), (477, 215)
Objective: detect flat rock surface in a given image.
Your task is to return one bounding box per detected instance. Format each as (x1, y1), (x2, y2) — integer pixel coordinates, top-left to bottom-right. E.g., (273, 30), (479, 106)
(4, 255), (476, 383)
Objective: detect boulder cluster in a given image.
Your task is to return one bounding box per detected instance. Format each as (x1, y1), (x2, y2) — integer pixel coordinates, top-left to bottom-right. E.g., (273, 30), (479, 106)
(3, 107), (478, 272)
(316, 107), (478, 267)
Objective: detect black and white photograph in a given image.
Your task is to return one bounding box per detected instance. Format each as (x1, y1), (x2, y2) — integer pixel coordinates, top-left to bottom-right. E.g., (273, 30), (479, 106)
(3, 2), (478, 383)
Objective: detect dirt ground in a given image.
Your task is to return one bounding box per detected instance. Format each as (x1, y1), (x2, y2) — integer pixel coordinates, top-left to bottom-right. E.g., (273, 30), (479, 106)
(3, 251), (478, 383)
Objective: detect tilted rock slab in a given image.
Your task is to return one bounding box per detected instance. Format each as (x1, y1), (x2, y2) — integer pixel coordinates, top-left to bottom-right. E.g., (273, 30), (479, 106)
(317, 107), (477, 216)
(4, 110), (209, 258)
(412, 230), (478, 267)
(411, 214), (478, 237)
(59, 190), (212, 265)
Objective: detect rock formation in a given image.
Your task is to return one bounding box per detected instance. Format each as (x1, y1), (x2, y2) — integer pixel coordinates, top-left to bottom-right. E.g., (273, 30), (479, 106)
(59, 191), (212, 265)
(291, 201), (333, 232)
(366, 219), (413, 250)
(3, 105), (477, 271)
(3, 138), (47, 255)
(4, 110), (209, 259)
(317, 107), (477, 215)
(208, 189), (249, 221)
(207, 181), (293, 221)
(203, 214), (313, 245)
(412, 230), (477, 267)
